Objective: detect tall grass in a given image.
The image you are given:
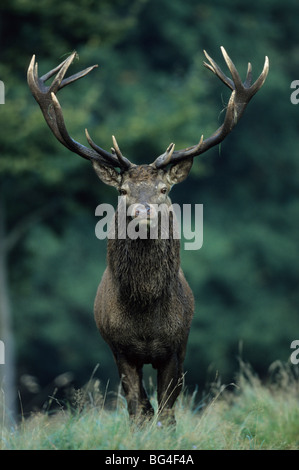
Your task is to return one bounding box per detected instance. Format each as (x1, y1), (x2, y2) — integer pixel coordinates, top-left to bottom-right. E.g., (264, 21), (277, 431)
(1, 362), (299, 450)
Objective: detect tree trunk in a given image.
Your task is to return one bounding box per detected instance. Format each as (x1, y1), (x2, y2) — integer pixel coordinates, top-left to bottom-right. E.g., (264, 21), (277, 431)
(0, 194), (16, 426)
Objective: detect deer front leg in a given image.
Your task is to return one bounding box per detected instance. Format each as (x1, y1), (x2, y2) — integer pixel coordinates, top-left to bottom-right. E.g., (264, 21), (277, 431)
(157, 354), (184, 427)
(115, 354), (154, 423)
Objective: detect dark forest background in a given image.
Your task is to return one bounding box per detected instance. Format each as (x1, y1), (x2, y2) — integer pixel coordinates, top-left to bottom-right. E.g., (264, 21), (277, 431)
(1, 0), (299, 416)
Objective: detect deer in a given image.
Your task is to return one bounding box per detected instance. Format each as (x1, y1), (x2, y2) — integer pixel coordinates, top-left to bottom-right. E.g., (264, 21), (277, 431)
(27, 48), (269, 427)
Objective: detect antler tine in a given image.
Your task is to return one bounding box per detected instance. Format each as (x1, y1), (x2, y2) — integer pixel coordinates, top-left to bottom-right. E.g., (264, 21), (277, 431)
(28, 52), (134, 170)
(152, 143), (175, 169)
(111, 136), (133, 169)
(249, 55), (269, 96)
(84, 129), (119, 166)
(40, 53), (76, 83)
(203, 49), (234, 91)
(28, 55), (66, 146)
(59, 65), (98, 90)
(27, 55), (40, 93)
(153, 47), (269, 168)
(37, 52), (99, 92)
(220, 47), (243, 92)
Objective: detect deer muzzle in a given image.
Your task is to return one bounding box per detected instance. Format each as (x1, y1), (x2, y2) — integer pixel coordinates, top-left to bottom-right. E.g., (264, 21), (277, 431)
(128, 203), (158, 225)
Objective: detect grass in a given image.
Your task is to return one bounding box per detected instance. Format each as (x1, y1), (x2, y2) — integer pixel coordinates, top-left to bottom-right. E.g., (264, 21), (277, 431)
(1, 362), (299, 450)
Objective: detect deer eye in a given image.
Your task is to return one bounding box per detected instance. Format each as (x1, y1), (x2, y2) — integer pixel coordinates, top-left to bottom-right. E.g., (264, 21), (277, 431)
(160, 187), (167, 194)
(119, 189), (127, 196)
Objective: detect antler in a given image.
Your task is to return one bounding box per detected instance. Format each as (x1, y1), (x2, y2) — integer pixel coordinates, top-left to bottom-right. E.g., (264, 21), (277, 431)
(153, 47), (269, 168)
(27, 51), (133, 170)
(28, 49), (269, 172)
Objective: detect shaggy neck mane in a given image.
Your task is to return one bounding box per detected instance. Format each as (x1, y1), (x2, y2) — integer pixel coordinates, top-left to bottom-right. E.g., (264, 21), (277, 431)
(107, 219), (181, 308)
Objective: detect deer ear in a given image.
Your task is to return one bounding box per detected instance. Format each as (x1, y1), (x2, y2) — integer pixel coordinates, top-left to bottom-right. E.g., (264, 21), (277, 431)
(92, 161), (122, 188)
(166, 158), (193, 185)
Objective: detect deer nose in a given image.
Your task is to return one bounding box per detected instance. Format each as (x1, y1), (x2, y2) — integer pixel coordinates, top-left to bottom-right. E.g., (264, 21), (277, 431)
(134, 204), (151, 218)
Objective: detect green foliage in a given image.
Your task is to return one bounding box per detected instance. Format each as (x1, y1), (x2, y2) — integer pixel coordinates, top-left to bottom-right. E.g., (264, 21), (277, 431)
(0, 0), (299, 410)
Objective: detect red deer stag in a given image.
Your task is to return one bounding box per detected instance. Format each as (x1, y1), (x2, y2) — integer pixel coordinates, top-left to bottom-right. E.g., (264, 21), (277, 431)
(27, 48), (269, 426)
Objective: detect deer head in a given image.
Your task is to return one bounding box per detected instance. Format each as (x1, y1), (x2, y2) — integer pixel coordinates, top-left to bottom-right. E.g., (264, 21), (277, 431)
(27, 48), (269, 226)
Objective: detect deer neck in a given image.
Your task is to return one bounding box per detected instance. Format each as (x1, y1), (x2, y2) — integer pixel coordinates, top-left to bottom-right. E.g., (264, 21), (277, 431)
(107, 219), (181, 307)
